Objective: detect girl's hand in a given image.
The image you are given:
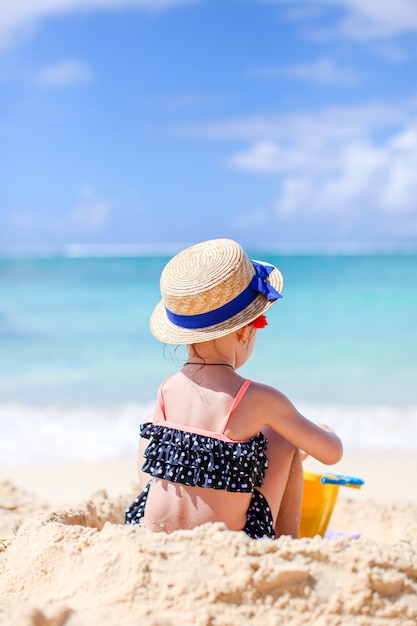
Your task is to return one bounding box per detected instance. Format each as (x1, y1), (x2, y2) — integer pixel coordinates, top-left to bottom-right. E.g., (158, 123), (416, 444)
(317, 423), (335, 433)
(299, 449), (308, 461)
(300, 424), (335, 460)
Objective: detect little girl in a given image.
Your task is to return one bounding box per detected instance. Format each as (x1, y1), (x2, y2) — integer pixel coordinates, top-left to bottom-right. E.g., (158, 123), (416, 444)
(125, 238), (343, 539)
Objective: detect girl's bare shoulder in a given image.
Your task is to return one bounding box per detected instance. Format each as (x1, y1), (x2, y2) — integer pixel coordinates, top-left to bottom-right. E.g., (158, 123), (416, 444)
(247, 380), (292, 406)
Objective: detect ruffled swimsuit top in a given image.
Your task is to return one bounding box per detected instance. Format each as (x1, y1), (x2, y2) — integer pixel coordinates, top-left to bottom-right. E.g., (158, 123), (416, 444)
(140, 379), (268, 493)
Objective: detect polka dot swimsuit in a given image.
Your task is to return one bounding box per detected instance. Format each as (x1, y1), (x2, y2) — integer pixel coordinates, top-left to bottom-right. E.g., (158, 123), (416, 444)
(125, 379), (275, 539)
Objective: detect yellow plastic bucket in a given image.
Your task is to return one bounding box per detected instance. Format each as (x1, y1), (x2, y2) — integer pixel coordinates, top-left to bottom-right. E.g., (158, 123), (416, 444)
(299, 471), (363, 538)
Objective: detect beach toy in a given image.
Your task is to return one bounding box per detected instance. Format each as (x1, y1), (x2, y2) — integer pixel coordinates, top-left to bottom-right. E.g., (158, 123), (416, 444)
(299, 470), (364, 538)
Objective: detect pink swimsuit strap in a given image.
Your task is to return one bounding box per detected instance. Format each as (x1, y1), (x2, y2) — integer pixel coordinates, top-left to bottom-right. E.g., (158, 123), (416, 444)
(217, 379), (252, 434)
(156, 378), (252, 442)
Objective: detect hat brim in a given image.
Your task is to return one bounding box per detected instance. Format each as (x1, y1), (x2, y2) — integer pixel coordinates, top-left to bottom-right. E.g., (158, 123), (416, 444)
(150, 262), (284, 344)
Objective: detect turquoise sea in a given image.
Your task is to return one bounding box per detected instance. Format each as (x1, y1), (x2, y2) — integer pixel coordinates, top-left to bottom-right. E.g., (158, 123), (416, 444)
(1, 249), (416, 462)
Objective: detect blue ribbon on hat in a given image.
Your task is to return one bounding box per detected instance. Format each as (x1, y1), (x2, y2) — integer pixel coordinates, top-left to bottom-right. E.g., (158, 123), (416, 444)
(165, 261), (282, 330)
(250, 261), (281, 301)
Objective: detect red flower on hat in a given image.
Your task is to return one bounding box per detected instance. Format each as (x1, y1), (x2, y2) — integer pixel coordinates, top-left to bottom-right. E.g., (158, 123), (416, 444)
(251, 315), (268, 329)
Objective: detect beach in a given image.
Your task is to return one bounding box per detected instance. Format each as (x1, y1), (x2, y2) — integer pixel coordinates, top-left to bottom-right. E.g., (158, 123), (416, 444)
(1, 252), (416, 624)
(1, 450), (416, 626)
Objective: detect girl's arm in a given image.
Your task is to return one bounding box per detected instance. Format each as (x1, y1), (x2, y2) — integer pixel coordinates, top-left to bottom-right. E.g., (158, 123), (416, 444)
(255, 383), (343, 465)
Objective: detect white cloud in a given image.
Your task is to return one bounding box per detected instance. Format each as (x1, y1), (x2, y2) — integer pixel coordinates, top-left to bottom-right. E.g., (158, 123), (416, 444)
(0, 0), (198, 50)
(265, 0), (417, 39)
(35, 59), (93, 86)
(250, 57), (357, 85)
(379, 125), (417, 213)
(227, 115), (417, 227)
(177, 102), (411, 144)
(178, 102), (417, 236)
(0, 186), (112, 248)
(175, 100), (416, 237)
(229, 141), (316, 173)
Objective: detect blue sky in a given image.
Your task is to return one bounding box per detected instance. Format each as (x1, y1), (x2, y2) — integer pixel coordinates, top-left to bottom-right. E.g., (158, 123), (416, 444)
(1, 0), (417, 251)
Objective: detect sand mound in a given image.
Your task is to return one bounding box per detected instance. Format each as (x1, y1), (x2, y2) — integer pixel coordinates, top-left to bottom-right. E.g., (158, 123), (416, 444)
(1, 486), (416, 626)
(0, 480), (50, 541)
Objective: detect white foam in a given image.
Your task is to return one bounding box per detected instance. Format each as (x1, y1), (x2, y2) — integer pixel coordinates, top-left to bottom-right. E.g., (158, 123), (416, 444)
(1, 401), (416, 465)
(0, 402), (154, 464)
(297, 402), (417, 452)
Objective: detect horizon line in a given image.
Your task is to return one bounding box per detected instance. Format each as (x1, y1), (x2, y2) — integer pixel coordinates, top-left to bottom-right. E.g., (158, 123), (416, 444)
(1, 240), (417, 258)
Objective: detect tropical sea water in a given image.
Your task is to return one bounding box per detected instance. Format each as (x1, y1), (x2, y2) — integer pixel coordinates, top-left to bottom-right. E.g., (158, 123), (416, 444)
(1, 249), (416, 463)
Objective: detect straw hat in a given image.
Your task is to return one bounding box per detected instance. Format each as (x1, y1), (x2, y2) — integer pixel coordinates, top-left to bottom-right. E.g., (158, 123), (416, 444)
(150, 238), (284, 344)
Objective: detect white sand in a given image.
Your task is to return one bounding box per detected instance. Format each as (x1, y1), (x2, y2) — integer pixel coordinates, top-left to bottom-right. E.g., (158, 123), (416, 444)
(1, 451), (416, 626)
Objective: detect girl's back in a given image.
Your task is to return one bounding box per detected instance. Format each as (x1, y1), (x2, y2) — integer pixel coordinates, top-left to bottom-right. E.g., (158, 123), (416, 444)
(142, 370), (267, 533)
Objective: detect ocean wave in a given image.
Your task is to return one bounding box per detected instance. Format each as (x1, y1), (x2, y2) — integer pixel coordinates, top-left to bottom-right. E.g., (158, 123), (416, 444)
(0, 403), (154, 464)
(1, 242), (416, 259)
(1, 402), (417, 464)
(298, 402), (417, 453)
